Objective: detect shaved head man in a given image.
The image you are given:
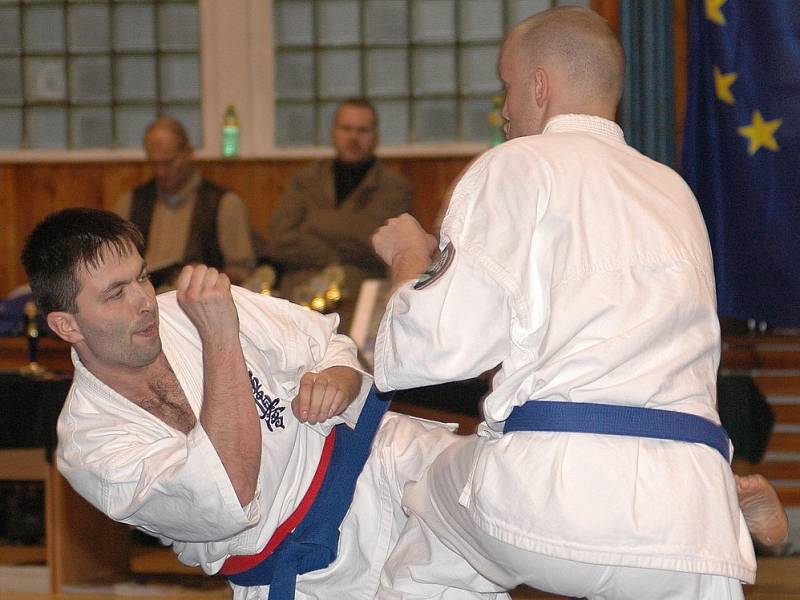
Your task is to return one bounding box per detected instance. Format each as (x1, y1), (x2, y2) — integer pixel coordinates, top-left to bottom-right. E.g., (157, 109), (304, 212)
(372, 7), (765, 599)
(499, 7), (623, 138)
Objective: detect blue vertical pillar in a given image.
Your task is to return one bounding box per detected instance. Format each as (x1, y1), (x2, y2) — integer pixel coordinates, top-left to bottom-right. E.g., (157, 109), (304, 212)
(619, 0), (675, 166)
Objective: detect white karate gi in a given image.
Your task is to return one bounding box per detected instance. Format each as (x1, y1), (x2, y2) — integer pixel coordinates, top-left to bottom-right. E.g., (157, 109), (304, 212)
(57, 287), (457, 600)
(374, 115), (756, 599)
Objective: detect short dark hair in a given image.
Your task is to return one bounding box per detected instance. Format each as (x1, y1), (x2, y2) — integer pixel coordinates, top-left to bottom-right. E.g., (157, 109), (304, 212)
(21, 208), (145, 316)
(334, 98), (379, 129)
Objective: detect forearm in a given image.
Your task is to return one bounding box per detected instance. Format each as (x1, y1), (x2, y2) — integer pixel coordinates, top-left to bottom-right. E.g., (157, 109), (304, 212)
(388, 248), (434, 294)
(198, 330), (261, 506)
(372, 213), (438, 295)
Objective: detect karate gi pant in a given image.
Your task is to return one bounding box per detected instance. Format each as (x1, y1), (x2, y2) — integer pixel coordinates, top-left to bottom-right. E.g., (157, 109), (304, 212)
(378, 436), (745, 600)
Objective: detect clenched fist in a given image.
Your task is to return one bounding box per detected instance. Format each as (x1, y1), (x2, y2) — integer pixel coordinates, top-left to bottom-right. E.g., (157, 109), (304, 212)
(371, 213), (438, 267)
(292, 366), (362, 425)
(175, 264), (239, 343)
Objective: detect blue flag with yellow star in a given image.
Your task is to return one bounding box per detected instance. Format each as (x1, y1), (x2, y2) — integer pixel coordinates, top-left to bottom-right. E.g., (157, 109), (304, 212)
(682, 0), (800, 328)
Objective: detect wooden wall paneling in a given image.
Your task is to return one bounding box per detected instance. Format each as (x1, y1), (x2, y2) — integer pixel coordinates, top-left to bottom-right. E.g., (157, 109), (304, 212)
(49, 469), (132, 592)
(0, 157), (477, 296)
(1, 166), (18, 298)
(101, 163), (150, 211)
(592, 0), (620, 33)
(199, 159), (311, 239)
(673, 0), (688, 166)
(11, 164), (103, 290)
(388, 157), (473, 233)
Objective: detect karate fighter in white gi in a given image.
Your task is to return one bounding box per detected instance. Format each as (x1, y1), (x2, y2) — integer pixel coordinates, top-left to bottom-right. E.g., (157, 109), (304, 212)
(372, 6), (787, 599)
(20, 207), (459, 600)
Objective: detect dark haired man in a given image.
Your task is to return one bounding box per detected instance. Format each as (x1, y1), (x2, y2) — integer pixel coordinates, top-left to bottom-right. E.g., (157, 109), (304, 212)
(21, 207), (457, 600)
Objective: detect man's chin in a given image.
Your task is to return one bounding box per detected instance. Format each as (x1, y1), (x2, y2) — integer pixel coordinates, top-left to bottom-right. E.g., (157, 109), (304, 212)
(341, 152), (369, 164)
(134, 343), (162, 368)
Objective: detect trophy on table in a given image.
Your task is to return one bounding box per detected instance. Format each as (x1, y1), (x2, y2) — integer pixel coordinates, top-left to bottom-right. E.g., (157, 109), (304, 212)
(18, 299), (52, 379)
(293, 264), (346, 314)
(244, 264), (277, 296)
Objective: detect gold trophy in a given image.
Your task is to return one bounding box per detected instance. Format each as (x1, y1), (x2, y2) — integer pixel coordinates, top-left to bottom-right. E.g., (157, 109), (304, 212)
(19, 300), (51, 379)
(322, 264), (345, 308)
(291, 264), (346, 313)
(244, 264), (277, 296)
(308, 274), (329, 313)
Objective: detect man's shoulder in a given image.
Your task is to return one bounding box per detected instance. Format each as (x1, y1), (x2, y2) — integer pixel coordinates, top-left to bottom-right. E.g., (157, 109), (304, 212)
(372, 159), (410, 187)
(132, 177), (157, 192)
(129, 178), (158, 199)
(289, 158), (332, 182)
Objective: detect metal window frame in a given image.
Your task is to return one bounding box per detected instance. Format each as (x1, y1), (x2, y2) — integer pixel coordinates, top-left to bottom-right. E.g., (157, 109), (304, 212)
(272, 0), (541, 147)
(0, 0), (201, 150)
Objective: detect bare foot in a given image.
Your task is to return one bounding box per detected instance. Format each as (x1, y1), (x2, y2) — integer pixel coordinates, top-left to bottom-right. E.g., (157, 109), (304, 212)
(736, 474), (789, 550)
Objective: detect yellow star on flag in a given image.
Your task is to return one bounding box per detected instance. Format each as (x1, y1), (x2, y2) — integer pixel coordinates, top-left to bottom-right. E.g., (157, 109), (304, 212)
(737, 110), (782, 155)
(706, 0), (728, 25)
(713, 66), (737, 105)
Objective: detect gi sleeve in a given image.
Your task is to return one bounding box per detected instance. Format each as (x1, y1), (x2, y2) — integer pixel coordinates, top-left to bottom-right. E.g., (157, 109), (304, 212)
(232, 287), (371, 431)
(57, 397), (261, 543)
(373, 243), (512, 391)
(374, 146), (544, 392)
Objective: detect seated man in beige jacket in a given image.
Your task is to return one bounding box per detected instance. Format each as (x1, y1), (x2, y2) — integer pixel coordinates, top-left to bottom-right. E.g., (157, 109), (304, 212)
(265, 99), (411, 330)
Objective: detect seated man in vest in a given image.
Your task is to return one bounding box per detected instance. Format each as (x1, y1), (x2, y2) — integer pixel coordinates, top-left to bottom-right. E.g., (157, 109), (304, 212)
(116, 117), (256, 289)
(265, 99), (411, 330)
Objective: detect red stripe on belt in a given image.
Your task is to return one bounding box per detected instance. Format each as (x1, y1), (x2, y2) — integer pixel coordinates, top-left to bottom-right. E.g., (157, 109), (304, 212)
(220, 428), (337, 575)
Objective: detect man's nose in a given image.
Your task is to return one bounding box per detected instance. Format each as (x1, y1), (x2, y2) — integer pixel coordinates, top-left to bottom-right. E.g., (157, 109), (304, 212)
(133, 282), (155, 311)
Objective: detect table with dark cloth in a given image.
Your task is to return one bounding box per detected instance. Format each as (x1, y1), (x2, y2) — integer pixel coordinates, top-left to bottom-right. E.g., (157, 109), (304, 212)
(396, 375), (774, 463)
(0, 371), (71, 461)
(0, 373), (772, 464)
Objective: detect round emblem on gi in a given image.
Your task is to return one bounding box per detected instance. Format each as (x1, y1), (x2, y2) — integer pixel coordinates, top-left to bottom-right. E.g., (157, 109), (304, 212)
(413, 241), (455, 290)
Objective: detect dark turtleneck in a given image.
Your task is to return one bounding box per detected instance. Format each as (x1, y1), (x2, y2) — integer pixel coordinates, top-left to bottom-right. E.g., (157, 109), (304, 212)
(334, 156), (375, 206)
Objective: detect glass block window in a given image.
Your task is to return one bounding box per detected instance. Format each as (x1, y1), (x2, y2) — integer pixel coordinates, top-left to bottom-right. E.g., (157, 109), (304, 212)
(273, 0), (588, 147)
(0, 0), (200, 150)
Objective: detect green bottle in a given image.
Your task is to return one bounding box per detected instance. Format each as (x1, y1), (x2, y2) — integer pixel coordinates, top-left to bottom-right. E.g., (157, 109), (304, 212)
(221, 104), (239, 158)
(488, 93), (505, 147)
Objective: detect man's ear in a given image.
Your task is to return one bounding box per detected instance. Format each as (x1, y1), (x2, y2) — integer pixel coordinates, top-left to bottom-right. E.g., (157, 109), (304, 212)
(47, 311), (83, 344)
(533, 67), (549, 107)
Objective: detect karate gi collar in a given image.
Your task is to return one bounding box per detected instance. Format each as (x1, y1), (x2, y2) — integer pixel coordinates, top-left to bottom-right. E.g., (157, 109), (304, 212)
(543, 114), (625, 144)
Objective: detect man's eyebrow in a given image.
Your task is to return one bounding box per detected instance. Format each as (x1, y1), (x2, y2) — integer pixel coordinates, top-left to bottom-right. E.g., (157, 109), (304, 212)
(100, 278), (128, 296)
(99, 261), (146, 295)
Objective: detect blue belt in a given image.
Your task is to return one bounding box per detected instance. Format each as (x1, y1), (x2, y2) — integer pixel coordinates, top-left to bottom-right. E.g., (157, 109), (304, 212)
(226, 386), (392, 598)
(503, 401), (731, 461)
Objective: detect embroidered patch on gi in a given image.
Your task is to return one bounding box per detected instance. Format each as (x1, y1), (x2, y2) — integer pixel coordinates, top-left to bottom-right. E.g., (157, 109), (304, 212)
(413, 241), (455, 290)
(249, 370), (286, 431)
